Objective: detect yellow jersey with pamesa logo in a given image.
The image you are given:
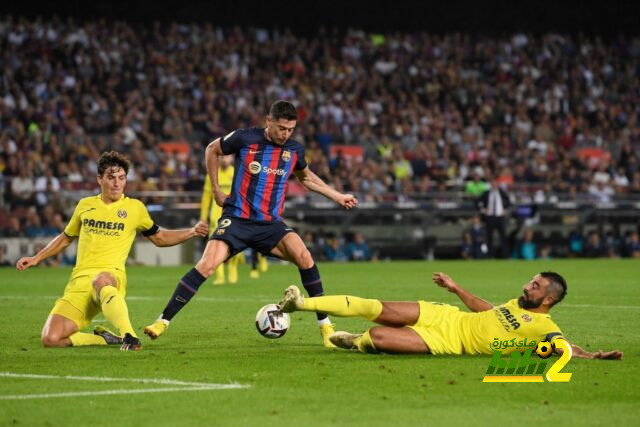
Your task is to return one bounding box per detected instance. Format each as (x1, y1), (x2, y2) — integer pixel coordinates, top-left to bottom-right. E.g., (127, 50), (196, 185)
(458, 299), (564, 355)
(63, 194), (157, 278)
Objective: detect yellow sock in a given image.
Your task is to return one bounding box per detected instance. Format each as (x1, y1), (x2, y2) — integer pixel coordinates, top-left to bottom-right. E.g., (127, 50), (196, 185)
(99, 286), (136, 337)
(228, 255), (239, 283)
(258, 254), (268, 272)
(69, 332), (108, 346)
(354, 329), (378, 354)
(215, 264), (225, 282)
(302, 295), (383, 321)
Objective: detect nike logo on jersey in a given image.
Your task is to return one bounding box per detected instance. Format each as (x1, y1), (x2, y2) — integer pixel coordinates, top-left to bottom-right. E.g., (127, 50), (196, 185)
(249, 150), (261, 154)
(106, 296), (115, 304)
(346, 297), (350, 307)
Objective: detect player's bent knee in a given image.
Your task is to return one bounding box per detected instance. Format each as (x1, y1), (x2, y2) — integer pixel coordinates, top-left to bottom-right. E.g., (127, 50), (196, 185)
(194, 260), (215, 278)
(296, 249), (314, 269)
(92, 272), (117, 295)
(41, 332), (66, 348)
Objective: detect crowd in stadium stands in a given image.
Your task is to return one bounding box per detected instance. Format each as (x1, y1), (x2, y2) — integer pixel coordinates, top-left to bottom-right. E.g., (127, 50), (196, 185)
(1, 16), (640, 260)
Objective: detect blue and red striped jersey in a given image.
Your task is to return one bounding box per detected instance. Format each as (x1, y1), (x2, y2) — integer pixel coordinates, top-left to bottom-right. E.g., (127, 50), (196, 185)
(220, 127), (307, 222)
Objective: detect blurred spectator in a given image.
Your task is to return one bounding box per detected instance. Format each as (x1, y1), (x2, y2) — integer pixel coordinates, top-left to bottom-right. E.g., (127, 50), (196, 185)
(517, 229), (537, 260)
(3, 217), (24, 237)
(0, 245), (12, 267)
(584, 231), (607, 258)
(10, 169), (35, 207)
(623, 232), (640, 258)
(568, 230), (584, 257)
(25, 211), (47, 238)
(324, 235), (349, 262)
(34, 169), (61, 207)
(346, 232), (374, 261)
(302, 230), (324, 261)
(476, 179), (511, 258)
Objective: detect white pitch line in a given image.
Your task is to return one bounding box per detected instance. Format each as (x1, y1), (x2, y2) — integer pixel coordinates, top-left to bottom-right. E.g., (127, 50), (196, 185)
(0, 372), (243, 387)
(0, 386), (246, 401)
(0, 372), (249, 400)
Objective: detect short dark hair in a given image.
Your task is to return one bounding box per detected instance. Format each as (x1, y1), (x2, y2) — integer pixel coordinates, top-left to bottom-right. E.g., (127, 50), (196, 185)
(540, 271), (567, 307)
(97, 151), (130, 176)
(269, 100), (298, 121)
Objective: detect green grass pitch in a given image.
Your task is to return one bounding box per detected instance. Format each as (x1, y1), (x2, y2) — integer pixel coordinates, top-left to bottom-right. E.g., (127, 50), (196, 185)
(1, 259), (639, 426)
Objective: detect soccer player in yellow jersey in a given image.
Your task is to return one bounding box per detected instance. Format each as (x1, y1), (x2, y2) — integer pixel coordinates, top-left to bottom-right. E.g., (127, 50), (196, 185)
(278, 271), (622, 360)
(16, 151), (208, 351)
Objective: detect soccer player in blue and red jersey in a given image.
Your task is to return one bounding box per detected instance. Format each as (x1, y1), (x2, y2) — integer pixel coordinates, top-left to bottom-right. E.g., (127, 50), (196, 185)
(145, 101), (358, 346)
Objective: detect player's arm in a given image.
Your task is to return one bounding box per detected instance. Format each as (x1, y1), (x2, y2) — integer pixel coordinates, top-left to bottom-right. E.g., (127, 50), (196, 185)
(145, 222), (209, 247)
(294, 167), (358, 209)
(16, 232), (74, 271)
(205, 138), (228, 207)
(553, 337), (623, 360)
(432, 272), (493, 312)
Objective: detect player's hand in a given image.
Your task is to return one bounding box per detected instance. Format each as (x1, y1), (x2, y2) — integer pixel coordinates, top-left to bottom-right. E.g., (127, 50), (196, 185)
(432, 272), (459, 293)
(214, 189), (228, 207)
(193, 221), (209, 238)
(338, 194), (358, 210)
(16, 257), (38, 271)
(592, 350), (623, 360)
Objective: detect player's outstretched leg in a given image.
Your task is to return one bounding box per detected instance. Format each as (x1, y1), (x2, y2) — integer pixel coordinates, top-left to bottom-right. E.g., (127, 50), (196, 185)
(145, 240), (229, 340)
(278, 286), (383, 321)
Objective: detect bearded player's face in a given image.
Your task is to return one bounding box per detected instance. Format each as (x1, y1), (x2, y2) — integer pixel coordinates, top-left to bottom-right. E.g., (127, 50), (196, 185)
(518, 274), (549, 309)
(265, 117), (296, 145)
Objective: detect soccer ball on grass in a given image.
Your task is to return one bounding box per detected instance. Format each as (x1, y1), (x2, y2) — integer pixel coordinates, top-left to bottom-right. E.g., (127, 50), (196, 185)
(255, 303), (290, 339)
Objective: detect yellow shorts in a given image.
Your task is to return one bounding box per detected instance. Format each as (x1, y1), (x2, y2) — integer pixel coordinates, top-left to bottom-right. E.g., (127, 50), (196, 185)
(49, 269), (127, 330)
(407, 301), (465, 355)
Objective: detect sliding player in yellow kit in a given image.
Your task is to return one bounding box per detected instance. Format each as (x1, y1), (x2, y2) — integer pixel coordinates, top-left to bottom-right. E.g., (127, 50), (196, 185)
(200, 154), (268, 284)
(278, 272), (622, 360)
(16, 151), (208, 351)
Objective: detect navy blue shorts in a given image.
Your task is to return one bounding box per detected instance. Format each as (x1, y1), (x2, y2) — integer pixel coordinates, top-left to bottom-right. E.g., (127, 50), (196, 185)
(210, 216), (294, 258)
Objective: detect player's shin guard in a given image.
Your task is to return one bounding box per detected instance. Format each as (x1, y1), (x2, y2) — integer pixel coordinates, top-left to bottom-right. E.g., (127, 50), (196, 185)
(99, 286), (136, 337)
(302, 295), (383, 321)
(69, 332), (108, 346)
(354, 329), (378, 354)
(299, 264), (328, 321)
(161, 267), (207, 321)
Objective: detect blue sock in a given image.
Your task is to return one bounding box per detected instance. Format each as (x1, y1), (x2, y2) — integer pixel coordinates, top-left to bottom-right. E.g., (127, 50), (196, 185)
(161, 268), (207, 321)
(299, 264), (328, 321)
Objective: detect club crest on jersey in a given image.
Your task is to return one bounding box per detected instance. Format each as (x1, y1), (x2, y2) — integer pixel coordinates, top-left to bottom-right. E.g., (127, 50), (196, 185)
(282, 150), (291, 162)
(249, 161), (261, 174)
(521, 314), (533, 323)
(117, 210), (127, 219)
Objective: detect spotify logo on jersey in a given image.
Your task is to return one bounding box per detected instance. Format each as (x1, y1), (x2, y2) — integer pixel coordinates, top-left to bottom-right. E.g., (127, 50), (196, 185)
(249, 161), (261, 174)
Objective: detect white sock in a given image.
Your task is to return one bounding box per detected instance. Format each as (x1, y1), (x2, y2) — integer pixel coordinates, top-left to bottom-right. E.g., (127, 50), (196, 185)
(318, 317), (332, 326)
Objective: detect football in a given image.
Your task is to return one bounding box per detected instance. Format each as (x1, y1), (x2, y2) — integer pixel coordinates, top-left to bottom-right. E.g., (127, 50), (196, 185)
(255, 304), (290, 338)
(535, 341), (553, 359)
